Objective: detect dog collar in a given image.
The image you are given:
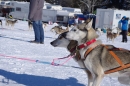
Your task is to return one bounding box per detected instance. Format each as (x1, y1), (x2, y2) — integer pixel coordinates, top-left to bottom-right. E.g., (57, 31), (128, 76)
(77, 39), (96, 49)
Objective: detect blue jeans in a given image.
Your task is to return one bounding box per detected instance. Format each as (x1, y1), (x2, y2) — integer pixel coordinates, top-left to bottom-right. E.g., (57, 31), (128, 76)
(32, 20), (44, 43)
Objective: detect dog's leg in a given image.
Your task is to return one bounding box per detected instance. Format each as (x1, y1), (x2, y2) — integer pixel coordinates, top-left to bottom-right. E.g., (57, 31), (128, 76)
(12, 25), (14, 29)
(107, 37), (108, 42)
(78, 60), (93, 86)
(31, 27), (32, 30)
(11, 24), (13, 29)
(112, 38), (114, 43)
(29, 26), (32, 31)
(84, 57), (104, 86)
(0, 22), (2, 28)
(29, 26), (30, 30)
(86, 70), (93, 86)
(90, 65), (104, 86)
(92, 73), (104, 86)
(5, 21), (8, 29)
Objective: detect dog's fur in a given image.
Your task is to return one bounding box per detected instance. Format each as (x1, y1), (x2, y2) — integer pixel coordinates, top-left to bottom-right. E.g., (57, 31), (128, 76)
(43, 23), (47, 28)
(65, 19), (130, 86)
(42, 23), (47, 31)
(50, 19), (97, 86)
(106, 28), (121, 42)
(28, 20), (33, 30)
(5, 19), (17, 29)
(0, 20), (2, 27)
(50, 32), (93, 86)
(112, 27), (121, 36)
(51, 26), (69, 35)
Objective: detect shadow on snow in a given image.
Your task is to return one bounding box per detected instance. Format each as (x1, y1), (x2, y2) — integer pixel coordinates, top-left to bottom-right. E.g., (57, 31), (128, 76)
(0, 69), (85, 86)
(0, 35), (56, 42)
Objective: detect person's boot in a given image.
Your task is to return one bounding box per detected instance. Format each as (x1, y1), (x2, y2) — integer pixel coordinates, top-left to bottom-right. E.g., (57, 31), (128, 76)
(30, 40), (40, 44)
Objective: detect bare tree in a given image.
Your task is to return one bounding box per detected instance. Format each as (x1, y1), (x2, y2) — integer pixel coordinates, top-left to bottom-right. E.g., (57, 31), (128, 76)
(79, 0), (110, 13)
(124, 0), (130, 10)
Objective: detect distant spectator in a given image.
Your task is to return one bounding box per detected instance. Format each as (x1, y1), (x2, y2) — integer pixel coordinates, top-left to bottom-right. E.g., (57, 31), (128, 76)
(74, 16), (79, 25)
(28, 0), (44, 44)
(119, 16), (129, 43)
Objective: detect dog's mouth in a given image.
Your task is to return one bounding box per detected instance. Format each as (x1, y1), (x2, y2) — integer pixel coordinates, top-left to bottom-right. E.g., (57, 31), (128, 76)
(50, 42), (58, 47)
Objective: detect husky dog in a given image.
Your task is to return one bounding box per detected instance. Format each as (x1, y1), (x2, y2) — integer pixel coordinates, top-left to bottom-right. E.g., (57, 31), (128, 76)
(51, 19), (96, 86)
(43, 23), (47, 28)
(65, 19), (130, 86)
(5, 19), (17, 29)
(0, 20), (2, 27)
(51, 26), (69, 35)
(42, 23), (47, 31)
(106, 28), (120, 42)
(28, 20), (33, 30)
(50, 32), (94, 85)
(112, 27), (121, 36)
(106, 28), (114, 41)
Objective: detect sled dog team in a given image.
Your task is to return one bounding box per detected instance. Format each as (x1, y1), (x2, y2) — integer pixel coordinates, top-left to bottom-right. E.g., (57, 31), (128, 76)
(0, 18), (48, 30)
(51, 19), (130, 86)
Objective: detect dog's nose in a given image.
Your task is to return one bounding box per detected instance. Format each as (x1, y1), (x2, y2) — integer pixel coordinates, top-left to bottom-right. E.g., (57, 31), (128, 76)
(50, 42), (53, 45)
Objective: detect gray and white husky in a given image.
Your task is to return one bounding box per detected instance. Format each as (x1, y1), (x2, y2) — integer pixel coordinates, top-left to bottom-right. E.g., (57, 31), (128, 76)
(5, 19), (18, 29)
(50, 32), (93, 86)
(63, 19), (130, 86)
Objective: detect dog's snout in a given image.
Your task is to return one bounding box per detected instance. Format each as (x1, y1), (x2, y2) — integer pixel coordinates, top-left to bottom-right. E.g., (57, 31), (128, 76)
(50, 42), (53, 45)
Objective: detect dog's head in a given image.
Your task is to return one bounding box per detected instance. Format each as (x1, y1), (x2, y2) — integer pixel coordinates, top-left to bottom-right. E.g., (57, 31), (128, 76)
(50, 32), (78, 52)
(66, 19), (99, 43)
(50, 32), (70, 47)
(107, 28), (112, 34)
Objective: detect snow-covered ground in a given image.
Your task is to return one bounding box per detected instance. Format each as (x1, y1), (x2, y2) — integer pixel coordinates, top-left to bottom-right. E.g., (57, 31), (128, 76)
(0, 17), (130, 86)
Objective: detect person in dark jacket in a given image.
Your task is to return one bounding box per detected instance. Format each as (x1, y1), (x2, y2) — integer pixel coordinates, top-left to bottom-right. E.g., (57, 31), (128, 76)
(119, 16), (129, 43)
(28, 0), (44, 44)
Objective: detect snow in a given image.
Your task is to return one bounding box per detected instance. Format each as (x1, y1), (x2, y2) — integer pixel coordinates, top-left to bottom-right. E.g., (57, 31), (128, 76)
(0, 17), (130, 86)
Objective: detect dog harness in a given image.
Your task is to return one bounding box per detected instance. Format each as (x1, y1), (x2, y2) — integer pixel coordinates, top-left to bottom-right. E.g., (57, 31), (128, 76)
(69, 39), (96, 61)
(102, 45), (130, 74)
(77, 39), (130, 74)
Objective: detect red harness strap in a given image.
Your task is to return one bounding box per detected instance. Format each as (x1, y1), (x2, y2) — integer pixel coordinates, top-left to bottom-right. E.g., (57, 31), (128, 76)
(74, 39), (97, 61)
(78, 39), (96, 49)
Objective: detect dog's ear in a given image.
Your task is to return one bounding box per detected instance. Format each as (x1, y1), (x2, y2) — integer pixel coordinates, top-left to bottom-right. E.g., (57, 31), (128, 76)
(85, 19), (93, 30)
